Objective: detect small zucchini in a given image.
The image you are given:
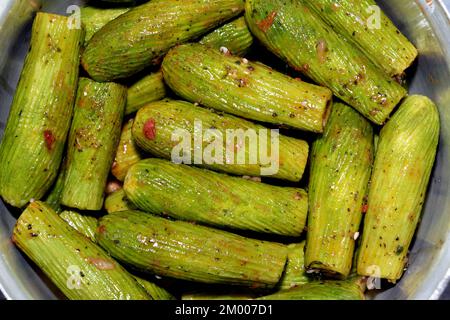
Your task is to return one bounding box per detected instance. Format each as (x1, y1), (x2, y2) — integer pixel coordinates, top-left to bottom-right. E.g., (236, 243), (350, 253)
(125, 71), (166, 115)
(105, 189), (137, 214)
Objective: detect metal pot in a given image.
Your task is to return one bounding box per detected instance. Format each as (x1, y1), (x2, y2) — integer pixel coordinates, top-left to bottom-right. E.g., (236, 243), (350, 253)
(0, 0), (449, 299)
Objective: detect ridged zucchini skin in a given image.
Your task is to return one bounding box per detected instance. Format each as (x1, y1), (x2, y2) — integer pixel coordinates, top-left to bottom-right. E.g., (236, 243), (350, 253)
(126, 71), (166, 115)
(132, 100), (309, 181)
(82, 0), (245, 81)
(306, 103), (374, 277)
(278, 242), (310, 290)
(245, 0), (407, 125)
(61, 78), (126, 211)
(60, 210), (98, 242)
(124, 159), (308, 236)
(12, 201), (150, 300)
(0, 13), (84, 208)
(44, 159), (67, 213)
(112, 119), (143, 181)
(200, 17), (253, 56)
(134, 276), (176, 300)
(97, 211), (288, 288)
(357, 95), (440, 281)
(304, 0), (417, 76)
(105, 189), (137, 213)
(162, 44), (332, 133)
(80, 6), (130, 45)
(258, 280), (365, 300)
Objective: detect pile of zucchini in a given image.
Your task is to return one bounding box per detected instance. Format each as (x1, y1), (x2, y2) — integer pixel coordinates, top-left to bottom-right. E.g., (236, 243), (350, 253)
(0, 0), (439, 300)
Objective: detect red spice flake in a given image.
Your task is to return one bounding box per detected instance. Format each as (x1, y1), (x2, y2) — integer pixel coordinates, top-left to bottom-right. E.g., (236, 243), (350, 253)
(87, 257), (115, 270)
(362, 204), (369, 213)
(143, 118), (157, 140)
(257, 11), (277, 33)
(43, 130), (56, 150)
(97, 225), (106, 235)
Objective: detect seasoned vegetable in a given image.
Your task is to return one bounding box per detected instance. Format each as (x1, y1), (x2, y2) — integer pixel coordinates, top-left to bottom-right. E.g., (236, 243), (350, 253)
(278, 243), (310, 290)
(0, 13), (83, 208)
(304, 0), (418, 76)
(97, 211), (288, 288)
(357, 95), (440, 281)
(44, 160), (67, 213)
(12, 201), (150, 300)
(80, 6), (130, 45)
(258, 280), (365, 300)
(200, 17), (253, 56)
(105, 189), (136, 213)
(126, 71), (166, 115)
(124, 159), (308, 236)
(306, 103), (374, 277)
(61, 78), (126, 211)
(162, 44), (332, 133)
(245, 0), (407, 125)
(134, 276), (175, 300)
(132, 100), (309, 181)
(112, 119), (143, 181)
(60, 210), (98, 242)
(82, 0), (245, 81)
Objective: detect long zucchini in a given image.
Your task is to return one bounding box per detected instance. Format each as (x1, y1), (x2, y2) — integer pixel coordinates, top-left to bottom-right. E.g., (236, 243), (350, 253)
(357, 95), (439, 281)
(61, 78), (126, 211)
(0, 13), (83, 208)
(124, 158), (308, 236)
(132, 99), (309, 181)
(162, 43), (332, 133)
(82, 0), (245, 81)
(97, 210), (288, 288)
(306, 102), (374, 277)
(245, 0), (407, 125)
(60, 210), (98, 242)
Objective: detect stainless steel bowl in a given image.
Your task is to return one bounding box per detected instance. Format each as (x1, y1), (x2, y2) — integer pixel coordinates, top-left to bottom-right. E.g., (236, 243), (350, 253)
(0, 0), (449, 300)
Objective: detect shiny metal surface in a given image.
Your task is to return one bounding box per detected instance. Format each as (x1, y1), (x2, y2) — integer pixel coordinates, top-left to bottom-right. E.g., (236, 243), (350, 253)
(0, 0), (449, 300)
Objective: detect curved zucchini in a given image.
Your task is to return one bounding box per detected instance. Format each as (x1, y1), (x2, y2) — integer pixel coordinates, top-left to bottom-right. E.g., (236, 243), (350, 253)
(245, 0), (407, 125)
(200, 17), (253, 56)
(111, 118), (143, 181)
(61, 78), (126, 211)
(0, 13), (84, 208)
(97, 211), (288, 288)
(82, 0), (245, 81)
(126, 71), (166, 115)
(60, 210), (98, 242)
(12, 201), (150, 300)
(304, 0), (417, 76)
(80, 6), (130, 45)
(306, 102), (374, 277)
(258, 280), (365, 300)
(162, 43), (332, 133)
(105, 189), (136, 213)
(278, 242), (310, 290)
(357, 95), (440, 281)
(132, 100), (309, 181)
(124, 159), (308, 236)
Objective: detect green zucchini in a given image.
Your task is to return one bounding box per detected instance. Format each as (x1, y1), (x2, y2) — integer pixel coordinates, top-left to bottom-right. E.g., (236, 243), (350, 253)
(304, 0), (418, 76)
(0, 13), (84, 208)
(60, 210), (98, 242)
(278, 242), (310, 290)
(200, 17), (253, 56)
(12, 201), (150, 300)
(97, 210), (288, 288)
(124, 158), (308, 236)
(245, 0), (407, 125)
(61, 78), (126, 211)
(306, 102), (374, 277)
(132, 99), (309, 181)
(80, 6), (130, 45)
(134, 276), (176, 300)
(44, 159), (67, 213)
(126, 71), (166, 115)
(111, 118), (143, 181)
(162, 43), (332, 133)
(258, 280), (365, 300)
(357, 95), (439, 281)
(105, 189), (136, 213)
(82, 0), (245, 81)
